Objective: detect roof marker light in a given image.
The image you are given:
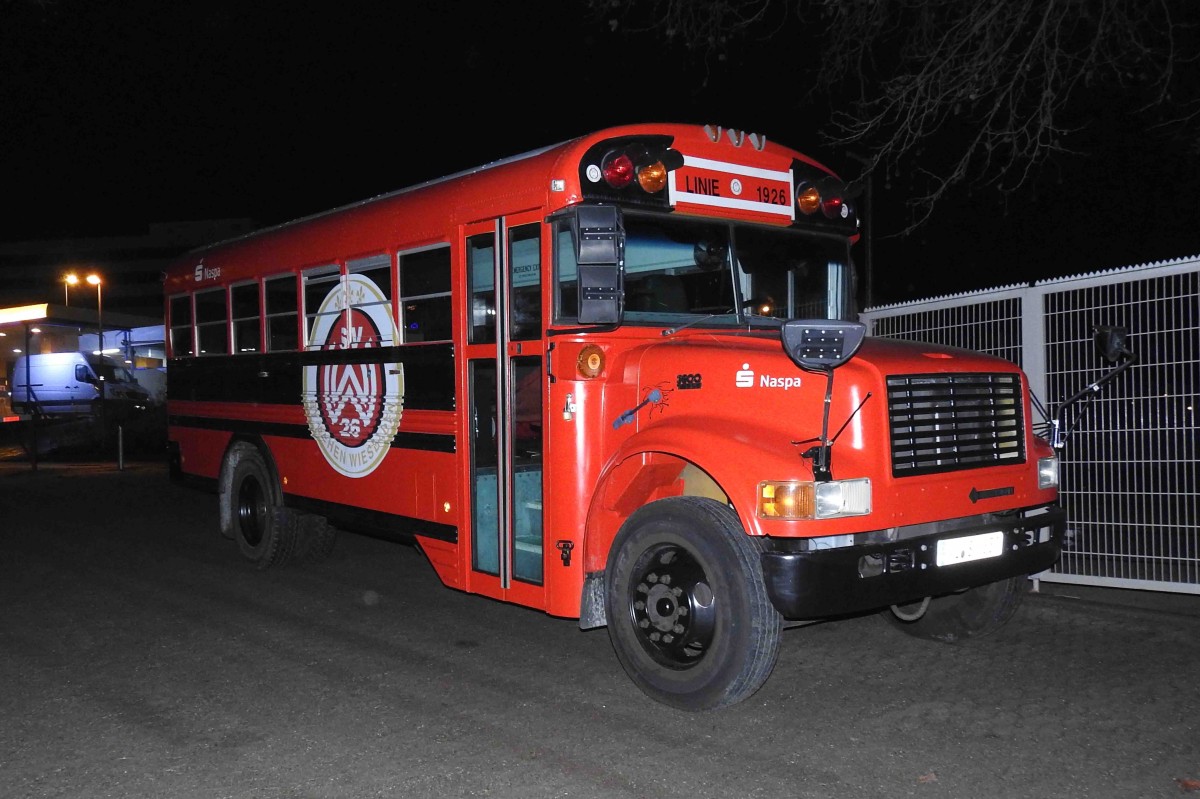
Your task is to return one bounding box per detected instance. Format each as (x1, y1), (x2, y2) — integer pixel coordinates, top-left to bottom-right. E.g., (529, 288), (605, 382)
(637, 161), (669, 193)
(601, 151), (635, 189)
(797, 185), (821, 215)
(821, 196), (847, 219)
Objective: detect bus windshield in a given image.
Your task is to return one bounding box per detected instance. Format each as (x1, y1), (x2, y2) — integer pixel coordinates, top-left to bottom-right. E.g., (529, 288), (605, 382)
(557, 212), (855, 326)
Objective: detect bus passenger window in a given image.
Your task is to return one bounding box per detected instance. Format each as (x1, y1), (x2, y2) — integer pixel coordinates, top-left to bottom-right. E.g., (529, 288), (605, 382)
(169, 294), (193, 357)
(509, 224), (541, 341)
(303, 265), (342, 349)
(230, 281), (261, 353)
(398, 246), (451, 342)
(467, 235), (496, 344)
(194, 288), (229, 356)
(348, 254), (395, 346)
(264, 274), (299, 351)
(554, 225), (578, 322)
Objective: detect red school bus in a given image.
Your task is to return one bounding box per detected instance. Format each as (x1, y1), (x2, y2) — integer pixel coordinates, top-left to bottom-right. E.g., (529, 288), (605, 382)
(164, 122), (1064, 710)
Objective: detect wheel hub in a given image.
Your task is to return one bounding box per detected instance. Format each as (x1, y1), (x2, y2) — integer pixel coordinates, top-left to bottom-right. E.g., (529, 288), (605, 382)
(628, 544), (717, 668)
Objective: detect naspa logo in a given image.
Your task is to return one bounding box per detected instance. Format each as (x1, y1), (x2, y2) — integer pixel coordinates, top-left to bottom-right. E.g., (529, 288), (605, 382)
(735, 362), (802, 390)
(194, 264), (221, 282)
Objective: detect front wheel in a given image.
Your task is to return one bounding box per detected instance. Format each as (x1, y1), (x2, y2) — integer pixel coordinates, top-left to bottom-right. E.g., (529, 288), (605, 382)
(605, 497), (782, 711)
(883, 576), (1027, 643)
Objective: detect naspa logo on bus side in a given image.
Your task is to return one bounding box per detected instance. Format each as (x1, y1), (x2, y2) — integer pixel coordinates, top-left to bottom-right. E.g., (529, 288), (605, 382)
(735, 363), (802, 390)
(194, 264), (221, 282)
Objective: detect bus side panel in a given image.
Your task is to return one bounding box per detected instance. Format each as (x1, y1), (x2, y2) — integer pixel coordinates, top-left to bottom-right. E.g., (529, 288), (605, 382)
(415, 537), (461, 589)
(171, 425), (233, 481)
(266, 435), (460, 535)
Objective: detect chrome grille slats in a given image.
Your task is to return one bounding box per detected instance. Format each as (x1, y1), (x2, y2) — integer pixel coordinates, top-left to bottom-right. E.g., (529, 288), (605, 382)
(887, 373), (1026, 476)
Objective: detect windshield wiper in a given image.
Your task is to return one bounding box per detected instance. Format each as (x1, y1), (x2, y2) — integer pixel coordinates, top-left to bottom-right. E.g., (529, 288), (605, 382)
(660, 313), (729, 336)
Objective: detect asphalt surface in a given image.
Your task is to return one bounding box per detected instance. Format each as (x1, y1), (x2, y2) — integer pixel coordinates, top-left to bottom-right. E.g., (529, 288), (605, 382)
(1, 460), (1197, 799)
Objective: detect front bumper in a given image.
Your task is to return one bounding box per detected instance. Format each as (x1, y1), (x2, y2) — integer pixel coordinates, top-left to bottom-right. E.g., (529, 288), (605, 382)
(761, 504), (1065, 619)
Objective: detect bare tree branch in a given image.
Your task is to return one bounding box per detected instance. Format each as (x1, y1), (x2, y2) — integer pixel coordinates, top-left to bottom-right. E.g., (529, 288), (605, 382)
(590, 0), (1198, 229)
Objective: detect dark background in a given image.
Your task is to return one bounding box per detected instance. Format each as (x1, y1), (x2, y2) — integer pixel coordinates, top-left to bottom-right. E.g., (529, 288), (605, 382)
(3, 1), (1198, 312)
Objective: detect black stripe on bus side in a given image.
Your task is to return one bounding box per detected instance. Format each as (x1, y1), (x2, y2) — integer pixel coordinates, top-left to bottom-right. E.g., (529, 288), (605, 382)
(167, 343), (455, 410)
(168, 415), (310, 438)
(285, 494), (458, 544)
(168, 415), (456, 452)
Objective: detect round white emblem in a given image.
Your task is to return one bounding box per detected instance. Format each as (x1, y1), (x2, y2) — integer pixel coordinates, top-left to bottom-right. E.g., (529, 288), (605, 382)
(586, 164), (602, 183)
(302, 274), (403, 478)
(730, 178), (743, 196)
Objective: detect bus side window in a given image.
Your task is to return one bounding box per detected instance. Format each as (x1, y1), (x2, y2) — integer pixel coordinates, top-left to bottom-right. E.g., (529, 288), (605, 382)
(467, 235), (496, 344)
(509, 224), (541, 341)
(398, 246), (451, 343)
(194, 287), (229, 356)
(169, 294), (193, 357)
(303, 265), (342, 349)
(230, 281), (262, 354)
(264, 274), (299, 351)
(348, 254), (395, 346)
(554, 224), (578, 322)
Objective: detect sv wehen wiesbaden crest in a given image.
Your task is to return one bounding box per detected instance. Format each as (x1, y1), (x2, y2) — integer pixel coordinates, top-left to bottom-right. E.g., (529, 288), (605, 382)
(302, 274), (403, 478)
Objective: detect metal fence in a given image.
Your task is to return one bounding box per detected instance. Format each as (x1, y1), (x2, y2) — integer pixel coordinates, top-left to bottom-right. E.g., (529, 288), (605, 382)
(862, 256), (1199, 594)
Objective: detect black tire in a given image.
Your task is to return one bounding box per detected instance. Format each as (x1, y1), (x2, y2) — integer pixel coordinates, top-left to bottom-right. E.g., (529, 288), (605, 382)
(221, 442), (294, 570)
(605, 497), (782, 711)
(293, 513), (338, 564)
(883, 576), (1027, 643)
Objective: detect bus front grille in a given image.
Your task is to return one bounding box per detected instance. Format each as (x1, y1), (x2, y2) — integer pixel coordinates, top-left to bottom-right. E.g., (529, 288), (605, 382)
(887, 373), (1026, 477)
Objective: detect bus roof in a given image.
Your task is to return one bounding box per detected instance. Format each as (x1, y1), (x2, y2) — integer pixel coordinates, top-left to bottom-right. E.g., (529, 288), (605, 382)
(163, 122), (846, 291)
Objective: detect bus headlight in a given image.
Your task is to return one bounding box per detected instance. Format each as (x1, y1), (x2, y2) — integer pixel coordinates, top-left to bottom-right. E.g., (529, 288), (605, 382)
(1038, 456), (1060, 489)
(758, 479), (872, 520)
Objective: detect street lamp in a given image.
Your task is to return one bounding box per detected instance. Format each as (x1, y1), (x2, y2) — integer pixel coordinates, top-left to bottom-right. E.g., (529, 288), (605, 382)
(86, 274), (103, 355)
(64, 273), (79, 305)
(86, 273), (106, 437)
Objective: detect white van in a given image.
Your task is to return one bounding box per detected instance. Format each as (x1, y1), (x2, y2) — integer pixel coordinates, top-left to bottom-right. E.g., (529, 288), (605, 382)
(10, 352), (150, 418)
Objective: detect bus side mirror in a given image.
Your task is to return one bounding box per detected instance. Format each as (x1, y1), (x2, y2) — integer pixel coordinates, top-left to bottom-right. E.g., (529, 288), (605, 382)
(574, 205), (624, 324)
(781, 320), (867, 370)
(1093, 325), (1132, 363)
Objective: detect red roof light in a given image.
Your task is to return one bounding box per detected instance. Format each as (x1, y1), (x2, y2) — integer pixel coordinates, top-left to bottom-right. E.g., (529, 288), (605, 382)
(601, 152), (635, 189)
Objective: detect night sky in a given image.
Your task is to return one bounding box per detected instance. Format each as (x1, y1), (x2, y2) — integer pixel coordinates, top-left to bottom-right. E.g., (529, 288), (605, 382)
(4, 1), (1198, 312)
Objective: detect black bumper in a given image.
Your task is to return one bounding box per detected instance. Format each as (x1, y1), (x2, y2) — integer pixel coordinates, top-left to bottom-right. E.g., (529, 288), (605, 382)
(761, 505), (1065, 619)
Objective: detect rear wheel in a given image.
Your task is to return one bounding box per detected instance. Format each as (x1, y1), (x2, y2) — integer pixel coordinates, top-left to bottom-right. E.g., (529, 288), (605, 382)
(294, 513), (338, 563)
(883, 576), (1026, 643)
(221, 442), (294, 570)
(605, 497), (782, 711)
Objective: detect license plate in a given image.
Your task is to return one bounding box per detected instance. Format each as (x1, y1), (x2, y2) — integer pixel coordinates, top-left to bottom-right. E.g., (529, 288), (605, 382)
(936, 531), (1005, 567)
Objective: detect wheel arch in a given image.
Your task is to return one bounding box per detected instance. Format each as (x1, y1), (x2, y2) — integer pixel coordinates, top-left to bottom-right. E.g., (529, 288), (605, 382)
(581, 419), (799, 575)
(576, 419), (801, 629)
(217, 435), (282, 539)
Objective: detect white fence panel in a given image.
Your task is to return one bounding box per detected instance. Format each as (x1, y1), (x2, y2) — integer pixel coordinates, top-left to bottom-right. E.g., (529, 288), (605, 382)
(862, 256), (1199, 594)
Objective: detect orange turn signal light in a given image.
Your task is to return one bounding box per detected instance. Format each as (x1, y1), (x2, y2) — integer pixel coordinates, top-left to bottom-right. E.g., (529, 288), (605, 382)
(577, 344), (605, 378)
(797, 185), (821, 215)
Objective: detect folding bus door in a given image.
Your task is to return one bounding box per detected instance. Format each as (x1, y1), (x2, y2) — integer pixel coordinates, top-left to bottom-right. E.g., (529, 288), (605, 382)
(463, 214), (546, 607)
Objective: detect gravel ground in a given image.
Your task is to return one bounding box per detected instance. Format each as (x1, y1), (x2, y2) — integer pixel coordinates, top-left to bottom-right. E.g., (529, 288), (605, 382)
(1, 462), (1197, 798)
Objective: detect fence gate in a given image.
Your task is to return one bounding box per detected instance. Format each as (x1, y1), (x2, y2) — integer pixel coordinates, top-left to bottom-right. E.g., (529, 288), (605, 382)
(861, 256), (1199, 594)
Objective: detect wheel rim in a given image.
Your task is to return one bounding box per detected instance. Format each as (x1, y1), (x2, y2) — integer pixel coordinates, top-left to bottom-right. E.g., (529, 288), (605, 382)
(627, 543), (717, 669)
(236, 475), (267, 547)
